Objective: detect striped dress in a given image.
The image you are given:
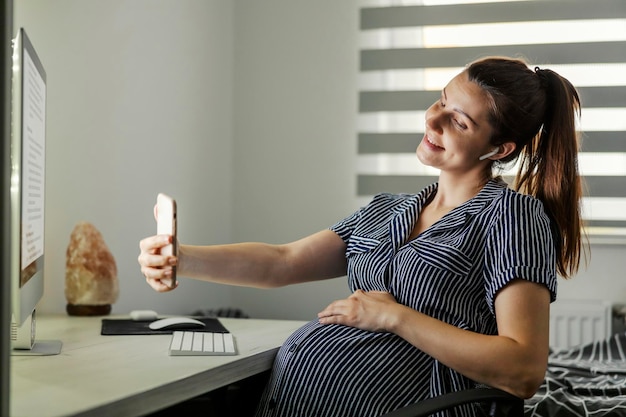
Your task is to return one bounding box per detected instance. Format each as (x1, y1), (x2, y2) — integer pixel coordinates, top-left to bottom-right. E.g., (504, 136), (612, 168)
(254, 179), (557, 417)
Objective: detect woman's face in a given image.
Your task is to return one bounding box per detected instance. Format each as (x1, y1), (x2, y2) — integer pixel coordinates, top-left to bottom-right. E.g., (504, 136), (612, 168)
(416, 71), (496, 175)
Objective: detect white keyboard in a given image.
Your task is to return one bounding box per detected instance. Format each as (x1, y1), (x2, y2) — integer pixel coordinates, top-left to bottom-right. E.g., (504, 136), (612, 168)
(168, 331), (237, 356)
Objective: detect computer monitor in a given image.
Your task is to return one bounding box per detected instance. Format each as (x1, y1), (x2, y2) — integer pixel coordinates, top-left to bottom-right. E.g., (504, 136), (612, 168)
(10, 28), (61, 355)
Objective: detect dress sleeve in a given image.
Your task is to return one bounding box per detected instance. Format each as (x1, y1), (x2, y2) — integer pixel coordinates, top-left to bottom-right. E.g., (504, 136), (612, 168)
(328, 193), (400, 243)
(483, 191), (558, 314)
(329, 206), (363, 243)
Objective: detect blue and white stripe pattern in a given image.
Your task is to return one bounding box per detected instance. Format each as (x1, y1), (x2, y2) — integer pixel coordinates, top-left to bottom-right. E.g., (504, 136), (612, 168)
(255, 179), (557, 417)
(526, 332), (626, 416)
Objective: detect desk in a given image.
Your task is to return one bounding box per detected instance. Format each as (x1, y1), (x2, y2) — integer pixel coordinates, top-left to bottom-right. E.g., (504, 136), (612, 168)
(10, 315), (306, 417)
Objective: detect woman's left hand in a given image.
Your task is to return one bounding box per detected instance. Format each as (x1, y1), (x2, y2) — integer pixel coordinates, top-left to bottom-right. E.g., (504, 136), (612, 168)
(318, 289), (398, 332)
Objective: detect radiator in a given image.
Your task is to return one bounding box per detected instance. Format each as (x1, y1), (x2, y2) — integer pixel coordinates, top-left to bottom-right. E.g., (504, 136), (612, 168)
(549, 299), (614, 351)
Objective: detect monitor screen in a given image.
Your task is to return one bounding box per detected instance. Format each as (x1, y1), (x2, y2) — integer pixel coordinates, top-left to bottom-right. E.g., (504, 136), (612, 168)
(10, 28), (59, 354)
(16, 28), (45, 292)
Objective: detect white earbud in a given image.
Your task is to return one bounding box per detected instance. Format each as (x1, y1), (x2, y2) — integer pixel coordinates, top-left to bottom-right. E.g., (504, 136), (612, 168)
(479, 148), (499, 161)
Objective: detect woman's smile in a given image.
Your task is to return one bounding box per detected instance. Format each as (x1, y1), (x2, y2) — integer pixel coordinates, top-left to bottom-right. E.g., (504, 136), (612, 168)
(424, 134), (445, 150)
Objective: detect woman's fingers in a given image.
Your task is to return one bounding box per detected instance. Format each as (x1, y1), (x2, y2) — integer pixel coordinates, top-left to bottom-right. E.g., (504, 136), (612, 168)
(138, 234), (177, 292)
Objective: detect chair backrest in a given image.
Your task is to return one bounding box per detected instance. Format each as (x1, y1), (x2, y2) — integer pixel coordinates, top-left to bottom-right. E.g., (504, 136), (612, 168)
(380, 387), (523, 417)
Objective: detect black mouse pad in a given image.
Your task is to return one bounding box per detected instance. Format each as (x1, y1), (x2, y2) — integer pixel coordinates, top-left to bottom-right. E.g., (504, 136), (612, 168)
(101, 317), (230, 335)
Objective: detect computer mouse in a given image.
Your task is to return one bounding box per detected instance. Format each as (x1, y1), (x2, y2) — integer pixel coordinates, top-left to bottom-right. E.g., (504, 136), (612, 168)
(148, 317), (206, 331)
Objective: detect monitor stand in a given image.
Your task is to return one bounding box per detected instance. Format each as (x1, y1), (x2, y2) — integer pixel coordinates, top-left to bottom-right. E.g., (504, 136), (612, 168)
(11, 311), (62, 356)
(12, 340), (62, 356)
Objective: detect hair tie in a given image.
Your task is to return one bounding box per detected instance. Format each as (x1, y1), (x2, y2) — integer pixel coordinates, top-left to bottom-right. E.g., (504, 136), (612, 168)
(534, 66), (549, 88)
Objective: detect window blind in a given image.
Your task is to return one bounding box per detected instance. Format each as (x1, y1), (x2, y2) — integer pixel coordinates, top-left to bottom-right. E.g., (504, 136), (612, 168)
(358, 0), (626, 243)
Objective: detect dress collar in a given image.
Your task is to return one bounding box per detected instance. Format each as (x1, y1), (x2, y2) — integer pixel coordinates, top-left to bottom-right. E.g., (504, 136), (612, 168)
(414, 178), (509, 237)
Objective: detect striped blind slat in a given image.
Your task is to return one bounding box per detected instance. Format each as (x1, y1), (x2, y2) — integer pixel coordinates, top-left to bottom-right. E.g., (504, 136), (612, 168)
(359, 175), (626, 200)
(361, 42), (626, 71)
(360, 87), (626, 112)
(360, 0), (626, 28)
(360, 131), (626, 154)
(358, 0), (626, 241)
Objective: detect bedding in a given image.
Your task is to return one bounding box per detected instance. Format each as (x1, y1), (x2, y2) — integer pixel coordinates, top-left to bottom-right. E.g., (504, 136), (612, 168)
(525, 331), (626, 416)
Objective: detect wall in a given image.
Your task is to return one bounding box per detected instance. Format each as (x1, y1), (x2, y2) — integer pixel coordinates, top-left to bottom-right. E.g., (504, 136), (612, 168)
(557, 244), (626, 306)
(13, 0), (626, 321)
(14, 0), (234, 315)
(229, 0), (358, 319)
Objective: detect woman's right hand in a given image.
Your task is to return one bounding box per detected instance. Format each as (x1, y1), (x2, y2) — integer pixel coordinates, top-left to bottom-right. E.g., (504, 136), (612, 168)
(138, 234), (179, 292)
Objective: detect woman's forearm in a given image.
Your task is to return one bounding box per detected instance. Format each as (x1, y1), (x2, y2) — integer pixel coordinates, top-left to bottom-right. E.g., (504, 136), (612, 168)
(379, 279), (551, 399)
(177, 242), (289, 288)
(388, 303), (546, 398)
(177, 230), (348, 288)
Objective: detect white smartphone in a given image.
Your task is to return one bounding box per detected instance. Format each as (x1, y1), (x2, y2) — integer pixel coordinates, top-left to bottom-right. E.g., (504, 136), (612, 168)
(156, 193), (177, 288)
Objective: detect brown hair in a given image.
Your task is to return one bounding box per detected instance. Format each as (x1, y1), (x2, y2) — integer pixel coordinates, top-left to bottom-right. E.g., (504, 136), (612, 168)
(466, 56), (585, 278)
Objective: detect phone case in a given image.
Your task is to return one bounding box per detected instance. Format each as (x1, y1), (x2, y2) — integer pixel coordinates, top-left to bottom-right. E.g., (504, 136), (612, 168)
(156, 193), (177, 288)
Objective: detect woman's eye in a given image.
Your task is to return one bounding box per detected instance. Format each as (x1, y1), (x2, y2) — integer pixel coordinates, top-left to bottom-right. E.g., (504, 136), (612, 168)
(437, 99), (467, 130)
(453, 119), (467, 130)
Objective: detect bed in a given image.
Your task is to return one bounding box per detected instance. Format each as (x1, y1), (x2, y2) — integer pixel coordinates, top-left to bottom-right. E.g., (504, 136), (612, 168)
(525, 331), (626, 416)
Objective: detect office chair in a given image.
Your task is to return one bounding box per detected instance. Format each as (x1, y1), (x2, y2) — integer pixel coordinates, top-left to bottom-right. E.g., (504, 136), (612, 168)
(381, 386), (524, 417)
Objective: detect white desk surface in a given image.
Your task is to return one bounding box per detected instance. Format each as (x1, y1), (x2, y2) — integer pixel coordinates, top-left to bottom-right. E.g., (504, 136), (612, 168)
(10, 315), (306, 417)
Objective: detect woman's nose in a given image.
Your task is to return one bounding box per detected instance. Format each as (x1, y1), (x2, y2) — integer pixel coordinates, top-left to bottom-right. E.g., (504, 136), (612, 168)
(425, 106), (443, 133)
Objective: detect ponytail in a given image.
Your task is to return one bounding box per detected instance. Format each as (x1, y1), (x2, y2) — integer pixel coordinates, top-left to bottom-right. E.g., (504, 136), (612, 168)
(514, 68), (584, 278)
(466, 57), (586, 278)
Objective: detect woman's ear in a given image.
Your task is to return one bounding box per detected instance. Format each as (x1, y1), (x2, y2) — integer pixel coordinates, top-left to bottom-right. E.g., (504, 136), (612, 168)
(493, 141), (516, 160)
